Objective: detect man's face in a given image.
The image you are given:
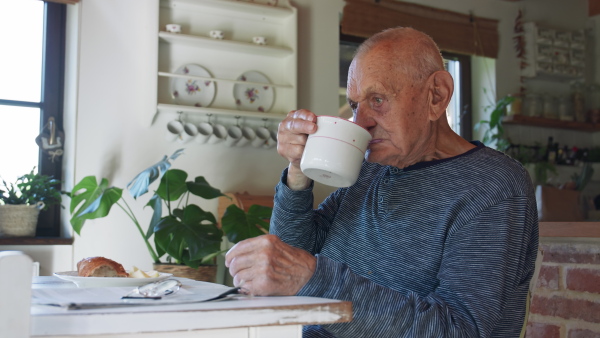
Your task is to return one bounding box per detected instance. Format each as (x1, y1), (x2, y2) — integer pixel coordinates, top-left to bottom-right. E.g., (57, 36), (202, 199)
(347, 47), (432, 168)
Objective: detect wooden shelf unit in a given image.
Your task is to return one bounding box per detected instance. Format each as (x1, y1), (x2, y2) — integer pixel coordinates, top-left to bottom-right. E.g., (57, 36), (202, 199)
(502, 115), (600, 132)
(155, 0), (297, 126)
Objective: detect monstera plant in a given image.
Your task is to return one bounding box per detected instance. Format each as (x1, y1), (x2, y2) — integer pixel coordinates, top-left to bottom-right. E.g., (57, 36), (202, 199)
(66, 149), (271, 269)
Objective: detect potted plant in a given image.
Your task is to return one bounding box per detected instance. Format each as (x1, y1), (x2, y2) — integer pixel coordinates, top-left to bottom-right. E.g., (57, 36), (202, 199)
(65, 149), (271, 282)
(0, 169), (62, 237)
(474, 93), (516, 152)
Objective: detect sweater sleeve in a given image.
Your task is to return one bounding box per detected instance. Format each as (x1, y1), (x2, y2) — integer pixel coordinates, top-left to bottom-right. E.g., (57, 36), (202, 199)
(290, 195), (537, 338)
(270, 168), (343, 254)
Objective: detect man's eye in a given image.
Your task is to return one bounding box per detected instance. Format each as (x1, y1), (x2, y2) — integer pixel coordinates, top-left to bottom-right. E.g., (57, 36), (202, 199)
(373, 97), (384, 105)
(349, 102), (358, 111)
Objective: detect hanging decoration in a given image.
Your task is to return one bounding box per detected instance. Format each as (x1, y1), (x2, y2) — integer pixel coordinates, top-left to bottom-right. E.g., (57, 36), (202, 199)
(35, 117), (65, 163)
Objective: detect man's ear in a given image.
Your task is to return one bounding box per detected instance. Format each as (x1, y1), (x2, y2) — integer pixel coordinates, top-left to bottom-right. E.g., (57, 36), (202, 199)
(428, 71), (454, 121)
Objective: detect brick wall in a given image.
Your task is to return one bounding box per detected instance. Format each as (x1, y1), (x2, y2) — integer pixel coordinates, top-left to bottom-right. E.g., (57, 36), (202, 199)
(526, 240), (600, 338)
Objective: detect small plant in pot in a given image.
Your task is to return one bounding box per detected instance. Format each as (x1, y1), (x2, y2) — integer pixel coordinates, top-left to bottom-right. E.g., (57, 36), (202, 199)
(0, 169), (62, 237)
(65, 149), (272, 282)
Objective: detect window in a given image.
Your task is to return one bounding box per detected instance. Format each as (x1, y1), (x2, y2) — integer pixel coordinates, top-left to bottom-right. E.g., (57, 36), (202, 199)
(0, 1), (66, 237)
(339, 34), (472, 140)
(443, 52), (472, 140)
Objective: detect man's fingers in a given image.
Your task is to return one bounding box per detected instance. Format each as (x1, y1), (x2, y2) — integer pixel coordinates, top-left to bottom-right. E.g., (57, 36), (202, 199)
(281, 109), (317, 135)
(284, 113), (317, 134)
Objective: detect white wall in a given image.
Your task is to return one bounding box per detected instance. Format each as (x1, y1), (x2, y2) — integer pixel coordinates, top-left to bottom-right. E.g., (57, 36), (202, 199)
(4, 0), (590, 276)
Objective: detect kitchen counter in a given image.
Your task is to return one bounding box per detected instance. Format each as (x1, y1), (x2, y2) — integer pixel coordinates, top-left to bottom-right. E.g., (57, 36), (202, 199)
(539, 222), (600, 238)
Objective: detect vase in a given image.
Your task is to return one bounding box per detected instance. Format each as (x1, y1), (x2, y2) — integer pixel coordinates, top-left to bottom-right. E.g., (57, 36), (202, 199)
(153, 263), (218, 282)
(0, 202), (44, 237)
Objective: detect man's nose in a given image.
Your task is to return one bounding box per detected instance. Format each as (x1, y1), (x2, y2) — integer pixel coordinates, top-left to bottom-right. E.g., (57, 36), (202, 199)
(353, 108), (372, 129)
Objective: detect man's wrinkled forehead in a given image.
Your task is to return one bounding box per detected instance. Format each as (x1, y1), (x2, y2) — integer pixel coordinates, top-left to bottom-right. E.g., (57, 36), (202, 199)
(348, 47), (409, 85)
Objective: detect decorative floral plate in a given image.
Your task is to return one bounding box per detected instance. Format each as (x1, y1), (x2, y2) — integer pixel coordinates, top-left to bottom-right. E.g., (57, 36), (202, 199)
(233, 71), (274, 112)
(170, 64), (216, 108)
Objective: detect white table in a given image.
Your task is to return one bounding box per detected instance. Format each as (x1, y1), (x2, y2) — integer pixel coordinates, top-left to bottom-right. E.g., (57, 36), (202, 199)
(31, 277), (352, 337)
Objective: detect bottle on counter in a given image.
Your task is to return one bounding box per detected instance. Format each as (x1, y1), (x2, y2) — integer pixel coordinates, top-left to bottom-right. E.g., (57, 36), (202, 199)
(557, 146), (565, 165)
(548, 142), (558, 164)
(544, 136), (554, 161)
(569, 146), (579, 166)
(563, 145), (572, 165)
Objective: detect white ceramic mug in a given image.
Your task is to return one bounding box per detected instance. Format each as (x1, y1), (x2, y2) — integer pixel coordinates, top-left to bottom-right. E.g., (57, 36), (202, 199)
(252, 126), (271, 148)
(165, 120), (185, 142)
(210, 30), (224, 39)
(179, 122), (199, 144)
(236, 126), (256, 147)
(252, 36), (267, 45)
(225, 125), (243, 147)
(300, 116), (372, 188)
(196, 122), (213, 144)
(166, 24), (181, 33)
(208, 124), (228, 144)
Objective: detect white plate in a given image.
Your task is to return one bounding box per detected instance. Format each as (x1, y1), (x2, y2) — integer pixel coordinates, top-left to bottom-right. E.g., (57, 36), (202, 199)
(234, 71), (275, 112)
(53, 271), (172, 288)
(170, 64), (216, 107)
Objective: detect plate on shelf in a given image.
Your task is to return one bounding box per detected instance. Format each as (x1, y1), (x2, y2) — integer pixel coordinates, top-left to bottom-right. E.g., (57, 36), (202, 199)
(233, 71), (275, 112)
(170, 64), (216, 108)
(53, 271), (172, 288)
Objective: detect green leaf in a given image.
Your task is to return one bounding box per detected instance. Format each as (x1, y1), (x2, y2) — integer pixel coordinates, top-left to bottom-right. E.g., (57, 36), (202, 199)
(156, 169), (188, 201)
(154, 205), (222, 262)
(145, 194), (162, 240)
(69, 176), (122, 234)
(127, 149), (184, 198)
(187, 176), (225, 200)
(222, 204), (272, 244)
(1, 168), (61, 208)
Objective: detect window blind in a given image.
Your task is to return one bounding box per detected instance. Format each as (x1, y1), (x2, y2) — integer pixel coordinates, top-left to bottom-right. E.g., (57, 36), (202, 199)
(41, 0), (79, 4)
(341, 0), (499, 58)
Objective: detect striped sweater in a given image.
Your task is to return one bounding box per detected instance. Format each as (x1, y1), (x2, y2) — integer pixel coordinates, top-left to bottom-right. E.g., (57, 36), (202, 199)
(271, 143), (539, 338)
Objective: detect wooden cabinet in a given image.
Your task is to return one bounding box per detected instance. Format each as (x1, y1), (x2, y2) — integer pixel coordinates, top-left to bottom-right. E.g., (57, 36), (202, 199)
(521, 22), (586, 80)
(155, 0), (297, 126)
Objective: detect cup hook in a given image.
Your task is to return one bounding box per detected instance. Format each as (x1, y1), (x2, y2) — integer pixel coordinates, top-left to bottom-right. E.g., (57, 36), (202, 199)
(235, 116), (241, 127)
(207, 113), (213, 125)
(262, 118), (268, 128)
(177, 111), (184, 123)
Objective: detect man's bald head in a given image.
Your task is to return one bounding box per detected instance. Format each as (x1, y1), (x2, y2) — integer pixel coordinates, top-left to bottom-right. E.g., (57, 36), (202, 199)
(354, 27), (445, 83)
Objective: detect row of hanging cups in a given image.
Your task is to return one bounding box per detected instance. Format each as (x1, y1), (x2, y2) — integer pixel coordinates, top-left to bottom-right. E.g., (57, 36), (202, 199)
(164, 114), (277, 149)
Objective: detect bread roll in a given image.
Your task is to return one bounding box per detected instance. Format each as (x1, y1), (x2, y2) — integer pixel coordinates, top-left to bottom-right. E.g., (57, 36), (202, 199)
(77, 257), (128, 277)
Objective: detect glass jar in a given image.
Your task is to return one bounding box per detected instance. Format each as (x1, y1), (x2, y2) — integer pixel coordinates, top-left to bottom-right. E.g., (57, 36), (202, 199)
(505, 94), (522, 116)
(588, 84), (600, 123)
(587, 83), (600, 110)
(558, 95), (574, 121)
(571, 81), (586, 122)
(523, 92), (542, 117)
(542, 93), (558, 119)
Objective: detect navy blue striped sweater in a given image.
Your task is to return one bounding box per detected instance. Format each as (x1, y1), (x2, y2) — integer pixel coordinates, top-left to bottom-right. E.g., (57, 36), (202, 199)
(271, 143), (539, 337)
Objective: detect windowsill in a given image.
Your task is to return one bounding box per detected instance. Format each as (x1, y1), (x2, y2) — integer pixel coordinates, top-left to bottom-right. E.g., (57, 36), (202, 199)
(0, 224), (594, 244)
(0, 237), (73, 246)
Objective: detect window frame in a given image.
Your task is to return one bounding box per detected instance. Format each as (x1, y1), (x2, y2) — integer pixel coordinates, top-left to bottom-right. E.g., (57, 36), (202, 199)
(442, 51), (472, 141)
(0, 2), (66, 237)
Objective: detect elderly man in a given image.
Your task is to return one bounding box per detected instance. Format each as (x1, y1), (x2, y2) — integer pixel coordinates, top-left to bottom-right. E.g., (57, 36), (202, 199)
(226, 27), (538, 337)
